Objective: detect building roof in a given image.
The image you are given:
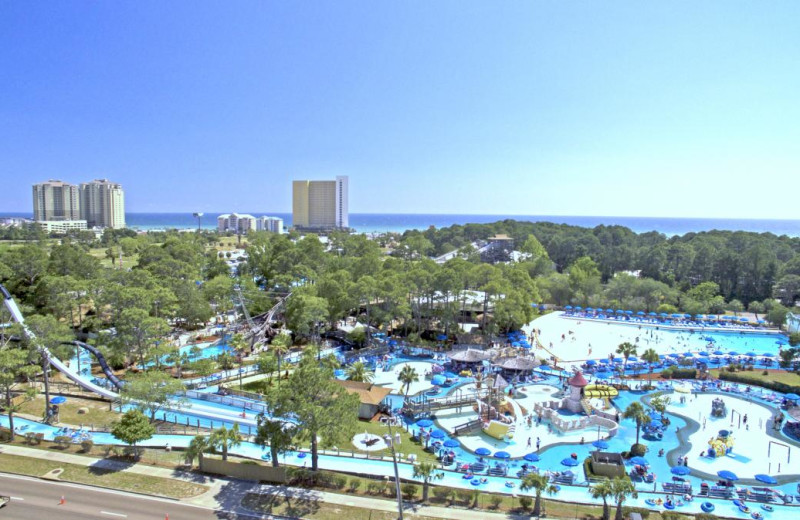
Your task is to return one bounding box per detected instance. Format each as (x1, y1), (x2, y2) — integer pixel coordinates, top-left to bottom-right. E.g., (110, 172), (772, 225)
(492, 373), (509, 389)
(489, 234), (513, 241)
(492, 356), (538, 371)
(333, 380), (393, 406)
(568, 371), (589, 388)
(447, 348), (491, 363)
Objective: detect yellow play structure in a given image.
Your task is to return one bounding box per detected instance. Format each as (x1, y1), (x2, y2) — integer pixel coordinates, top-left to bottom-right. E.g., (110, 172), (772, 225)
(583, 384), (619, 399)
(483, 420), (515, 440)
(707, 430), (734, 458)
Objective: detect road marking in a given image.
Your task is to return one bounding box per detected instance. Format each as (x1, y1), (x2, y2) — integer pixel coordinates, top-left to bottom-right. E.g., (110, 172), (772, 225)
(100, 512), (128, 518)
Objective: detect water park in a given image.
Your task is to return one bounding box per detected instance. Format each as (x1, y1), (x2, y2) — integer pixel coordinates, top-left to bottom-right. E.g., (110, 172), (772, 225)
(3, 281), (800, 519)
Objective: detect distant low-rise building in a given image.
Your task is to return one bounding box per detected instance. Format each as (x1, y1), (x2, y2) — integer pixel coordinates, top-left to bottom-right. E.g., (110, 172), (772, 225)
(35, 219), (88, 234)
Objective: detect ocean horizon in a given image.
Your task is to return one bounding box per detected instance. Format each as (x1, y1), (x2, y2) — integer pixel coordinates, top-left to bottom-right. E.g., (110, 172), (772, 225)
(2, 212), (800, 237)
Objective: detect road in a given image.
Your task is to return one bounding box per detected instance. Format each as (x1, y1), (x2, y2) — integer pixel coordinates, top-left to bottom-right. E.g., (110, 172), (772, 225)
(0, 473), (275, 520)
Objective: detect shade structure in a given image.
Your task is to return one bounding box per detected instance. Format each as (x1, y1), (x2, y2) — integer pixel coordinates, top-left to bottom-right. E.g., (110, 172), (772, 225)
(430, 429), (446, 439)
(443, 439), (460, 448)
(784, 393), (800, 401)
(592, 440), (609, 449)
(494, 451), (511, 459)
(717, 470), (738, 481)
(671, 466), (691, 476)
(50, 396), (67, 405)
(561, 458), (579, 467)
(755, 474), (777, 485)
(523, 453), (541, 462)
(630, 456), (649, 466)
(431, 374), (446, 386)
(416, 419), (434, 428)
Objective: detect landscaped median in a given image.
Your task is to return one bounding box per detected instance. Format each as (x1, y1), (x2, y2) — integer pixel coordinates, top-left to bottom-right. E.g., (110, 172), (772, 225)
(0, 452), (207, 499)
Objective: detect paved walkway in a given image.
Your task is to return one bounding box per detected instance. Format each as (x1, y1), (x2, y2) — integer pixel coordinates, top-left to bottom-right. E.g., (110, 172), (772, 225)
(0, 444), (535, 519)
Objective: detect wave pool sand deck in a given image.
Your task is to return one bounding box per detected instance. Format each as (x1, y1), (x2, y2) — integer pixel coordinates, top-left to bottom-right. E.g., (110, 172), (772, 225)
(526, 311), (787, 363)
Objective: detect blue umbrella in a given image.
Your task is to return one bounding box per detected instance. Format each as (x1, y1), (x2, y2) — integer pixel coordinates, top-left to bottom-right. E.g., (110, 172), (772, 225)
(565, 305), (573, 310)
(616, 309), (625, 314)
(613, 357), (624, 363)
(561, 458), (579, 467)
(443, 372), (459, 379)
(436, 334), (448, 341)
(668, 353), (681, 358)
(647, 421), (662, 429)
(475, 447), (491, 456)
(494, 451), (511, 459)
(684, 314), (692, 319)
(762, 353), (775, 357)
(574, 306), (583, 311)
(648, 411), (661, 420)
(755, 474), (777, 485)
(625, 310), (634, 315)
(431, 374), (446, 386)
(683, 351), (694, 357)
(718, 470), (738, 481)
(50, 396), (67, 404)
(388, 339), (398, 346)
(729, 351), (739, 356)
(636, 311), (645, 316)
(586, 307), (594, 312)
(416, 419), (434, 428)
(606, 309), (615, 314)
(713, 350), (724, 356)
(586, 360), (597, 366)
(592, 440), (609, 449)
(430, 429), (446, 439)
(523, 453), (541, 462)
(745, 352), (757, 357)
(739, 317), (749, 322)
(671, 466), (691, 476)
(659, 312), (668, 317)
(785, 393), (800, 401)
(630, 456), (649, 466)
(648, 312), (657, 316)
(443, 439), (460, 448)
(628, 356), (639, 362)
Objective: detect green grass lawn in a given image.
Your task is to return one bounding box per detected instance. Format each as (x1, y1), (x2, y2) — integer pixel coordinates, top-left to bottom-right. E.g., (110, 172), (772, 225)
(88, 247), (139, 269)
(17, 395), (122, 429)
(0, 453), (207, 499)
(710, 368), (800, 387)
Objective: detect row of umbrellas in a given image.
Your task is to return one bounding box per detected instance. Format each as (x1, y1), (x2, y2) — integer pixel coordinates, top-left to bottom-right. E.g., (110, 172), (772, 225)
(564, 307), (762, 322)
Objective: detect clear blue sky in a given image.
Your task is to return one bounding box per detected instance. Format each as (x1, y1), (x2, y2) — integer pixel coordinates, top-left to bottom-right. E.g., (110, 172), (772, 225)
(2, 2), (799, 218)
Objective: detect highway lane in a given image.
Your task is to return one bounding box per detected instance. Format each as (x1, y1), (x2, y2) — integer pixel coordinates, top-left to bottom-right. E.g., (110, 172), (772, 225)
(0, 473), (267, 520)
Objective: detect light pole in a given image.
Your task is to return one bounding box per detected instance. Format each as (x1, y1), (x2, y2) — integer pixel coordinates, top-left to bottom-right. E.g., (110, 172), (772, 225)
(192, 212), (204, 231)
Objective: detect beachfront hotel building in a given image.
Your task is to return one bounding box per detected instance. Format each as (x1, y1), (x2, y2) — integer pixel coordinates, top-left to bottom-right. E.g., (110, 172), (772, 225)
(292, 175), (349, 231)
(79, 179), (126, 229)
(32, 180), (81, 222)
(256, 216), (284, 233)
(217, 213), (256, 233)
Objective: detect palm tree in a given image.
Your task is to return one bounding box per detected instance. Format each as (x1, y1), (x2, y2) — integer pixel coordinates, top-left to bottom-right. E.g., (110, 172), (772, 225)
(520, 472), (559, 517)
(210, 423), (242, 461)
(185, 434), (211, 467)
(398, 365), (419, 399)
(412, 461), (441, 502)
(641, 348), (659, 376)
(611, 476), (638, 520)
(270, 332), (291, 386)
(346, 361), (374, 383)
(320, 353), (341, 374)
(622, 401), (649, 448)
(228, 333), (247, 388)
(616, 342), (637, 371)
(589, 479), (615, 520)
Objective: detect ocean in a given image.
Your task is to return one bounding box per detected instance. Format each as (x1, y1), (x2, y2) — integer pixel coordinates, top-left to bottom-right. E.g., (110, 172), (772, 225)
(3, 212), (800, 237)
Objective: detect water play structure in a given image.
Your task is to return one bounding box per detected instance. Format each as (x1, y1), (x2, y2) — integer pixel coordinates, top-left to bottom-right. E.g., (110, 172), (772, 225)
(707, 429), (735, 458)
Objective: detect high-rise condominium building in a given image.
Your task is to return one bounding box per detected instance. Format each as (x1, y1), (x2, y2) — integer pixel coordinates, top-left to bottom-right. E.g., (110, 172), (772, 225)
(32, 180), (81, 221)
(256, 216), (284, 233)
(80, 179), (126, 229)
(292, 175), (348, 230)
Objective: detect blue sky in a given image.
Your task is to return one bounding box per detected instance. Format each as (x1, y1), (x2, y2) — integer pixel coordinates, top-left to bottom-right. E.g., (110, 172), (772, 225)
(1, 2), (799, 218)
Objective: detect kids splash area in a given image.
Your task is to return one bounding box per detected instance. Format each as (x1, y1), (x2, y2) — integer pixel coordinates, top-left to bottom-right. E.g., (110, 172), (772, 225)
(4, 283), (800, 520)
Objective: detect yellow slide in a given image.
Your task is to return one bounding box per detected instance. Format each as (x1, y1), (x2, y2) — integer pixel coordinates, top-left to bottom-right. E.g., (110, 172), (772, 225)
(483, 420), (512, 440)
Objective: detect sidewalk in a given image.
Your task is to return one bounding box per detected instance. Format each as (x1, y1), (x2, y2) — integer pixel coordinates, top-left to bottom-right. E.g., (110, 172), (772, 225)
(0, 444), (535, 519)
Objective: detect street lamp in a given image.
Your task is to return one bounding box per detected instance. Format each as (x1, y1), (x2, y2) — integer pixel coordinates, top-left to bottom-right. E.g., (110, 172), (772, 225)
(192, 212), (204, 231)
